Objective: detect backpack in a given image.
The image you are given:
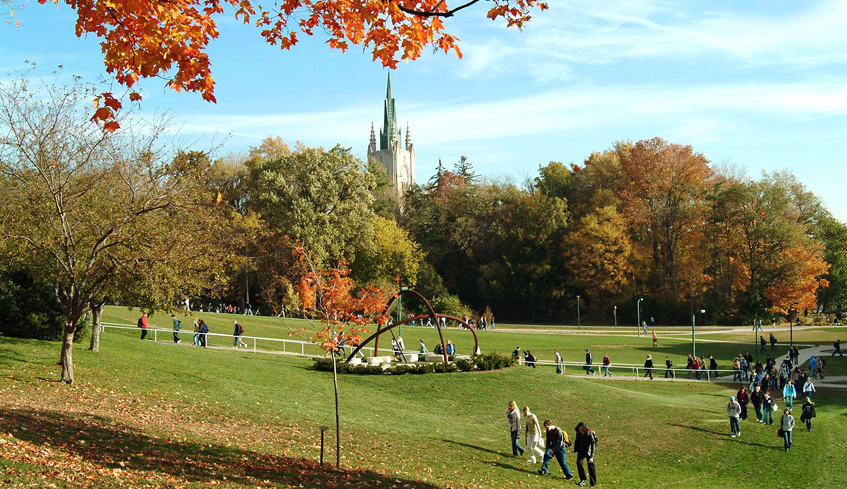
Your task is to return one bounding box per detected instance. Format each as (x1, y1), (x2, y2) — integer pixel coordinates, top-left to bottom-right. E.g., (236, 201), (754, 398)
(238, 324), (244, 335)
(559, 429), (571, 449)
(589, 429), (598, 446)
(176, 320), (182, 330)
(137, 317), (143, 328)
(200, 323), (209, 333)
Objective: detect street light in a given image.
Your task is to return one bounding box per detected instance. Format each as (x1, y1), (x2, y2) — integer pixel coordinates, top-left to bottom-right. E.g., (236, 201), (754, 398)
(637, 298), (644, 338)
(398, 286), (409, 337)
(754, 307), (768, 360)
(576, 295), (581, 330)
(613, 305), (617, 330)
(692, 309), (705, 357)
(789, 301), (800, 349)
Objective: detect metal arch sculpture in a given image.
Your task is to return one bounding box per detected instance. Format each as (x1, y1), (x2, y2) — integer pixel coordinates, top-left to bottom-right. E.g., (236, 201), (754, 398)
(345, 288), (479, 365)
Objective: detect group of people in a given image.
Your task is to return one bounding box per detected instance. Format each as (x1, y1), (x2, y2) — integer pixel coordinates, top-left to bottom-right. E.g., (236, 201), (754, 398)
(507, 401), (598, 487)
(727, 388), (816, 451)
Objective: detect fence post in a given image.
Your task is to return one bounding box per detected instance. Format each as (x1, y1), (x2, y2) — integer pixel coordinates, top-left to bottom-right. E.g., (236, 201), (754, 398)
(301, 343), (304, 355)
(154, 330), (157, 342)
(253, 338), (257, 352)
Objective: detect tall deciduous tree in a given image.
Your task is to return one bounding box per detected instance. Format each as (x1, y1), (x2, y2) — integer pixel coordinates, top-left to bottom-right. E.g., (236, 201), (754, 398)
(566, 205), (633, 313)
(30, 0), (547, 128)
(621, 138), (713, 302)
(0, 73), (227, 383)
(249, 145), (377, 269)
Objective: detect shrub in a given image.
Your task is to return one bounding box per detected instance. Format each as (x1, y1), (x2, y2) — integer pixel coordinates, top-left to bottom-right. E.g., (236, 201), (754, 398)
(473, 352), (516, 371)
(0, 270), (86, 341)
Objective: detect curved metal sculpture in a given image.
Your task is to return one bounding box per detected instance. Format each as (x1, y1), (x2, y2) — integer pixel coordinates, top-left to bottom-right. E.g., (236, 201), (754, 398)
(345, 288), (479, 365)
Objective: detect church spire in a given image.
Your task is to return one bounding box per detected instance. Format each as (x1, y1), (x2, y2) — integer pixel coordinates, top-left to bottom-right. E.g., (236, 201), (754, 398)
(379, 73), (398, 151)
(405, 122), (411, 150)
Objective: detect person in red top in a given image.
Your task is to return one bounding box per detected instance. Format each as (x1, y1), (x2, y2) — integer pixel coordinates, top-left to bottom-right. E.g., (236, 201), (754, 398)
(139, 312), (148, 340)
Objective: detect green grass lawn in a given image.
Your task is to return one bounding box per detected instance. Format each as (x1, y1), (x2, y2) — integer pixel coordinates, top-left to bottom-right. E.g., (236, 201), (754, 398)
(2, 325), (847, 488)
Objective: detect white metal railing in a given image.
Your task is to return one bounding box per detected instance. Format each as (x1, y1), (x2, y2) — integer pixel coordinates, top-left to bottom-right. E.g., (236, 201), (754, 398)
(526, 359), (748, 381)
(101, 322), (385, 358)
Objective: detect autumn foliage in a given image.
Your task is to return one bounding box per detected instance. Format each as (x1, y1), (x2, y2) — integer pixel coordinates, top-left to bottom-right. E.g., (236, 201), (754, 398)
(35, 0), (547, 129)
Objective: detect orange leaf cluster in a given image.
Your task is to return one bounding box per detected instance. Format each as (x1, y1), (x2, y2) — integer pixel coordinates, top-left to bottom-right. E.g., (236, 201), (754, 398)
(37, 1), (546, 126)
(765, 244), (830, 314)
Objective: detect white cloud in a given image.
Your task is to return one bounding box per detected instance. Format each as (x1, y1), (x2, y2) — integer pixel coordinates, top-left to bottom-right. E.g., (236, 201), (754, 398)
(454, 0), (847, 80)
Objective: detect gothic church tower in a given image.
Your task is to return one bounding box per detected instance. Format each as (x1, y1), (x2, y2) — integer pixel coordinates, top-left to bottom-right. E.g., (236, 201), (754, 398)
(368, 74), (415, 200)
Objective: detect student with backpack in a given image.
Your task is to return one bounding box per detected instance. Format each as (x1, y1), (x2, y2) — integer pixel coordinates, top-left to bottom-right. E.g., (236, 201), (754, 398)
(233, 320), (246, 348)
(172, 314), (182, 344)
(537, 419), (574, 481)
(198, 319), (209, 347)
(138, 312), (148, 340)
(574, 422), (597, 487)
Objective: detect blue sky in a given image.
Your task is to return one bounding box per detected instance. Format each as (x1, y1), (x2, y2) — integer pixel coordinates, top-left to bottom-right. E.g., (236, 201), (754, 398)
(4, 0), (847, 219)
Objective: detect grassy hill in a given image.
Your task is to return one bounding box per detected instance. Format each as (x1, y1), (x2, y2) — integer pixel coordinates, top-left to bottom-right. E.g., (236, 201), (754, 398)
(2, 314), (846, 488)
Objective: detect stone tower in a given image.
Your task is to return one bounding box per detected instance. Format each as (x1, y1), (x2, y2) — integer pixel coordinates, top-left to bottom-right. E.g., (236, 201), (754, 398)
(368, 73), (415, 200)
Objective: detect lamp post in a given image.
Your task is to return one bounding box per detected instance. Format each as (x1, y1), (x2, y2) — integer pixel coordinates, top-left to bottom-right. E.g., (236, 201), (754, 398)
(692, 309), (705, 357)
(613, 305), (617, 330)
(789, 301), (799, 349)
(398, 286), (409, 337)
(755, 307), (767, 360)
(637, 298), (644, 338)
(576, 295), (581, 330)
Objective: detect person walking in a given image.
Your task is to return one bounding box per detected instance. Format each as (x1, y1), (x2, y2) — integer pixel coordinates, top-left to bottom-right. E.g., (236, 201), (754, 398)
(809, 356), (818, 379)
(665, 356), (675, 378)
(780, 408), (795, 451)
(652, 330), (657, 348)
(643, 354), (654, 380)
(555, 349), (563, 374)
(727, 396), (742, 437)
(537, 419), (574, 481)
(171, 314), (182, 344)
(833, 339), (843, 357)
(737, 386), (750, 421)
(584, 349), (595, 376)
(192, 318), (200, 346)
(803, 378), (816, 400)
(138, 312), (148, 340)
(709, 355), (719, 379)
(783, 380), (797, 410)
(507, 401), (525, 458)
(602, 353), (611, 377)
(769, 333), (778, 351)
(525, 350), (537, 368)
(233, 320), (246, 349)
(198, 319), (209, 347)
(523, 407), (544, 464)
(763, 393), (775, 425)
(751, 384), (763, 423)
(573, 422), (597, 487)
(760, 336), (768, 354)
(800, 397), (816, 432)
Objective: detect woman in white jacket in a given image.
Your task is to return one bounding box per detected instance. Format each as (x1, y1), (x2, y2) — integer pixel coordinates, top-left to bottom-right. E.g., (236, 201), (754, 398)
(780, 408), (795, 451)
(523, 406), (545, 463)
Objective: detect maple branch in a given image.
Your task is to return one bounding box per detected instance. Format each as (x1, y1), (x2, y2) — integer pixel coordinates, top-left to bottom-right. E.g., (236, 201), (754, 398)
(395, 0), (479, 18)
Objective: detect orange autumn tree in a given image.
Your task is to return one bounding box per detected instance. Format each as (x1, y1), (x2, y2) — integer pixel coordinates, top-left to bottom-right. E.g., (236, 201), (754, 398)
(765, 244), (830, 316)
(34, 0), (547, 130)
(292, 245), (394, 469)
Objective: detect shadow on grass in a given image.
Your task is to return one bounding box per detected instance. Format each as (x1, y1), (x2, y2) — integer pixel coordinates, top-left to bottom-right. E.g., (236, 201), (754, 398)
(0, 347), (27, 367)
(670, 423), (782, 450)
(441, 439), (542, 475)
(0, 406), (440, 488)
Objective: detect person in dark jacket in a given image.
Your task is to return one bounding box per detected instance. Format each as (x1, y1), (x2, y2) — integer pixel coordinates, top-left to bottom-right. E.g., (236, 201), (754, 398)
(800, 397), (816, 432)
(736, 386), (750, 420)
(760, 336), (767, 353)
(537, 419), (574, 481)
(750, 384), (763, 423)
(573, 422), (597, 487)
(709, 355), (719, 378)
(584, 349), (595, 375)
(833, 339), (843, 357)
(643, 354), (654, 380)
(665, 356), (675, 378)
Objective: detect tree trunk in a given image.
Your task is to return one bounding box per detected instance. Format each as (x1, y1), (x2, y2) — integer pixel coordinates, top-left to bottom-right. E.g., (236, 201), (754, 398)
(332, 352), (341, 469)
(61, 321), (76, 384)
(89, 302), (103, 352)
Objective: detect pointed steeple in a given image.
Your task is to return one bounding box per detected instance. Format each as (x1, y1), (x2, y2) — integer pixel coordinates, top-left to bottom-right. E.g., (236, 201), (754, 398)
(379, 73), (398, 151)
(405, 122), (411, 150)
